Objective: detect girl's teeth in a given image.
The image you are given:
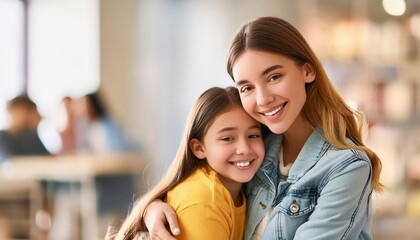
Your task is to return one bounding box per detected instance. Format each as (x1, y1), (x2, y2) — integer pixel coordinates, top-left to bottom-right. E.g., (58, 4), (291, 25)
(235, 161), (250, 167)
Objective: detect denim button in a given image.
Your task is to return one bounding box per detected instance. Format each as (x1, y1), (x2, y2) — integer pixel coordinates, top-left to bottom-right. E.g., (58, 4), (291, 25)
(290, 200), (299, 213)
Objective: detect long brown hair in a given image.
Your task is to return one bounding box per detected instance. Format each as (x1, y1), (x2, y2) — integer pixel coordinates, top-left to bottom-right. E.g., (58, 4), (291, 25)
(110, 86), (243, 239)
(226, 16), (383, 192)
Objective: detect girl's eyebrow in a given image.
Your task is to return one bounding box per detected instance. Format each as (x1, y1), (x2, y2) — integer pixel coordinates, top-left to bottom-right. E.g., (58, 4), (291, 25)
(235, 65), (284, 86)
(217, 124), (261, 134)
(217, 127), (236, 134)
(248, 124), (261, 130)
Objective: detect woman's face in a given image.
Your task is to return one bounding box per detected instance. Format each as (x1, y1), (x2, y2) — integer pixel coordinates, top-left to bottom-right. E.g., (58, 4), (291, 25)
(232, 50), (315, 134)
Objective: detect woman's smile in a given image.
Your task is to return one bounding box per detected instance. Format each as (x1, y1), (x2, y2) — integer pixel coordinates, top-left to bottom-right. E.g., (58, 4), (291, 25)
(260, 102), (288, 117)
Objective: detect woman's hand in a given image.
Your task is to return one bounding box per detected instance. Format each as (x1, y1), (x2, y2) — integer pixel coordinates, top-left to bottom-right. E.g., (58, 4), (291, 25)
(144, 199), (180, 240)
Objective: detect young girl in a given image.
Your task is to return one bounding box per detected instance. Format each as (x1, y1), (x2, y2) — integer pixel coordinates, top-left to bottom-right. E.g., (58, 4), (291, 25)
(142, 16), (383, 240)
(111, 86), (265, 239)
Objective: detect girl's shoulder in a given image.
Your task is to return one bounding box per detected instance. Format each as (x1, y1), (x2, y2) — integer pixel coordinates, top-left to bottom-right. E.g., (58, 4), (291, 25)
(167, 167), (232, 210)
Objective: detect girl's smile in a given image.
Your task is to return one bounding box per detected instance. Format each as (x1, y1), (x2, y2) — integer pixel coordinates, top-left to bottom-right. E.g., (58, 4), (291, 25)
(230, 159), (254, 168)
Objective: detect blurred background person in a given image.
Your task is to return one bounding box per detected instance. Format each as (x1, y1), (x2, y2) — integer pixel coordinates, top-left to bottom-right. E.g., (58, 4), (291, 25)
(0, 95), (50, 162)
(46, 92), (138, 239)
(54, 96), (77, 155)
(70, 92), (134, 154)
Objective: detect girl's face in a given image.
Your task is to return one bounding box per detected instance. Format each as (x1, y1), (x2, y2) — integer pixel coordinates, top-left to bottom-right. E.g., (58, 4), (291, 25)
(190, 105), (265, 190)
(232, 50), (315, 134)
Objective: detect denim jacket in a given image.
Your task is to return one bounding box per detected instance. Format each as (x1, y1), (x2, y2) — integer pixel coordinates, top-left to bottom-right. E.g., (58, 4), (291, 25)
(245, 131), (373, 240)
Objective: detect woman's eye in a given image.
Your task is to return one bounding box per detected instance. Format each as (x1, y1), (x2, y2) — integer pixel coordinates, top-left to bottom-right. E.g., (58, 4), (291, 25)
(268, 74), (281, 82)
(240, 86), (253, 93)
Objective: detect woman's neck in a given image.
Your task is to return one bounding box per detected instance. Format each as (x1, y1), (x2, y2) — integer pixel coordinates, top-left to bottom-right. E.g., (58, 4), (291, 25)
(282, 116), (313, 166)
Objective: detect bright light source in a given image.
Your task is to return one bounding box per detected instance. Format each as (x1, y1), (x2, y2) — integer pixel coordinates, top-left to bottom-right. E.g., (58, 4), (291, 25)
(382, 0), (406, 16)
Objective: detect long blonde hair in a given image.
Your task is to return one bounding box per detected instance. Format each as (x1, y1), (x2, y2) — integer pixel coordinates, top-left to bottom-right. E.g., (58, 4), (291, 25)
(110, 86), (243, 239)
(226, 16), (383, 192)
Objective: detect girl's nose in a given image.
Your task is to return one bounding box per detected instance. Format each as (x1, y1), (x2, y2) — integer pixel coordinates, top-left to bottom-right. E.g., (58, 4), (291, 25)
(236, 138), (253, 155)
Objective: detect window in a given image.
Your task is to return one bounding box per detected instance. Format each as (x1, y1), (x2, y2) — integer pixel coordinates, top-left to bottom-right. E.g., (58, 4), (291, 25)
(0, 0), (99, 130)
(28, 0), (100, 116)
(0, 0), (24, 129)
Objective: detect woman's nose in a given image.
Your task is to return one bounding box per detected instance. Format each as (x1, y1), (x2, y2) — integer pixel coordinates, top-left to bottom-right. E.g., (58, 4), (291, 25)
(256, 87), (274, 106)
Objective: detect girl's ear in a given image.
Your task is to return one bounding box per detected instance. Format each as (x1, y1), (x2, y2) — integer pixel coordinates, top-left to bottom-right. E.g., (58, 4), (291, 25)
(303, 63), (316, 83)
(189, 139), (206, 159)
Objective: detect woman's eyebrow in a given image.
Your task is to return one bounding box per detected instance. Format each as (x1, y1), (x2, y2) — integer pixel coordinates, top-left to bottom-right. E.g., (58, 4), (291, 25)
(235, 80), (248, 86)
(261, 65), (283, 77)
(235, 64), (284, 86)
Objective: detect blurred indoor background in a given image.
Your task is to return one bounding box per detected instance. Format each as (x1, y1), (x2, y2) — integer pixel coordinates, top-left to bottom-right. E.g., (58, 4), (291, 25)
(1, 0), (420, 239)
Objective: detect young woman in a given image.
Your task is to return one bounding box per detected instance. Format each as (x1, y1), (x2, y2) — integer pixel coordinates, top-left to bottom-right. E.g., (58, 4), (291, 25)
(142, 16), (383, 240)
(110, 87), (265, 239)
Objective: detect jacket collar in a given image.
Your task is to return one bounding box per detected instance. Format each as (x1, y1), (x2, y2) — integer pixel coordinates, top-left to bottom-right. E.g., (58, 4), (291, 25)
(287, 130), (329, 182)
(259, 129), (330, 183)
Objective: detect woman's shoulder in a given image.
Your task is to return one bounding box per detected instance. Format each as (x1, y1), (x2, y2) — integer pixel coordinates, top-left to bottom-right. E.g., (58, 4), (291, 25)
(292, 132), (371, 178)
(326, 137), (370, 163)
(308, 139), (372, 184)
(303, 130), (370, 163)
(320, 148), (371, 176)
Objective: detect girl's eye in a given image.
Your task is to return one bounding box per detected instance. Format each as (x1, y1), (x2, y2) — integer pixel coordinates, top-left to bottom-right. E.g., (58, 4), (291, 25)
(249, 134), (261, 139)
(221, 136), (234, 142)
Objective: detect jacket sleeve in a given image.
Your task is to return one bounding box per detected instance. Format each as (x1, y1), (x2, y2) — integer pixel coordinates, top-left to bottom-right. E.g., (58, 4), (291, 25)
(294, 158), (373, 240)
(176, 203), (233, 240)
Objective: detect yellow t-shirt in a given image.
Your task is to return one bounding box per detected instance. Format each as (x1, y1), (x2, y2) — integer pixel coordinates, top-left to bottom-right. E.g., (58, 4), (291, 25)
(166, 166), (246, 240)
